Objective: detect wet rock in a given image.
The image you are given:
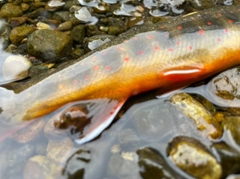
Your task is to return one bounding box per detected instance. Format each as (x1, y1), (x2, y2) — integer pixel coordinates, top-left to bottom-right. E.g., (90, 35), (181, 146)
(29, 2), (46, 11)
(36, 22), (52, 30)
(52, 11), (70, 22)
(212, 142), (240, 178)
(28, 64), (49, 78)
(46, 137), (74, 164)
(107, 151), (139, 178)
(24, 155), (62, 179)
(21, 3), (30, 11)
(93, 4), (110, 13)
(168, 136), (222, 179)
(1, 54), (32, 84)
(57, 21), (73, 31)
(0, 3), (23, 18)
(62, 1), (75, 10)
(144, 0), (187, 17)
(117, 129), (139, 148)
(74, 7), (98, 24)
(83, 35), (115, 52)
(10, 25), (35, 45)
(207, 67), (240, 107)
(27, 29), (72, 62)
(226, 108), (240, 116)
(125, 98), (202, 142)
(71, 47), (84, 58)
(193, 94), (216, 115)
(99, 17), (126, 35)
(62, 149), (91, 178)
(170, 93), (222, 139)
(8, 16), (28, 28)
(221, 116), (240, 146)
(70, 25), (86, 43)
(86, 24), (106, 36)
(27, 8), (51, 19)
(45, 0), (65, 11)
(114, 3), (143, 17)
(0, 20), (11, 49)
(137, 147), (179, 179)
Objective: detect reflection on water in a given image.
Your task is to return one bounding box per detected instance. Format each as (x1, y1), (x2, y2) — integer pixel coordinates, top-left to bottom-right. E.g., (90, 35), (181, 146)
(0, 0), (240, 179)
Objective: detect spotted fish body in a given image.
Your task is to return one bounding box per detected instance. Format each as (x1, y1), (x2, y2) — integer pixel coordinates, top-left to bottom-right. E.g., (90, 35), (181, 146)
(1, 5), (240, 140)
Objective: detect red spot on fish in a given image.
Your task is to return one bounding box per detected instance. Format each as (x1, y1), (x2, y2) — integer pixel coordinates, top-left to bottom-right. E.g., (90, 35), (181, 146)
(154, 46), (159, 51)
(103, 51), (107, 55)
(147, 35), (153, 39)
(94, 65), (99, 70)
(106, 66), (111, 71)
(177, 26), (182, 30)
(85, 76), (90, 80)
(228, 19), (233, 23)
(124, 57), (129, 62)
(224, 29), (229, 33)
(93, 56), (97, 60)
(169, 48), (173, 52)
(138, 50), (143, 55)
(198, 30), (204, 35)
(73, 80), (78, 85)
(124, 40), (128, 43)
(207, 21), (212, 25)
(176, 41), (180, 45)
(117, 46), (122, 50)
(188, 46), (193, 50)
(165, 33), (169, 37)
(218, 13), (222, 16)
(134, 37), (138, 40)
(160, 25), (165, 29)
(217, 38), (221, 42)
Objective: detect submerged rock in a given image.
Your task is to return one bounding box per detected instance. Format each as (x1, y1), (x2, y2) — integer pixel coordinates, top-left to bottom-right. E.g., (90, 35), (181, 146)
(168, 136), (222, 179)
(221, 116), (240, 146)
(170, 93), (222, 139)
(24, 155), (62, 179)
(137, 147), (179, 179)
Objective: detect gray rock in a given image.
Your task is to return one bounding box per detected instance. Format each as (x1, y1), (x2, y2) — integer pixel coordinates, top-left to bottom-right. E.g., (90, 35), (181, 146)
(70, 25), (85, 42)
(27, 29), (72, 62)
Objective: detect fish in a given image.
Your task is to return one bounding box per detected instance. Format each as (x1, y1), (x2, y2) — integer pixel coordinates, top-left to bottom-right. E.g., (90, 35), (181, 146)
(1, 4), (240, 144)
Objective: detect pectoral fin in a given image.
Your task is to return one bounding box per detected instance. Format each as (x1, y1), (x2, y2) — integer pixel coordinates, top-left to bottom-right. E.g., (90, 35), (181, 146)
(48, 98), (126, 145)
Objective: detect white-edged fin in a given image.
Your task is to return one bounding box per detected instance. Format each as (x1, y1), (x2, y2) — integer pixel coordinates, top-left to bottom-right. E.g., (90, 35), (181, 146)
(48, 98), (126, 145)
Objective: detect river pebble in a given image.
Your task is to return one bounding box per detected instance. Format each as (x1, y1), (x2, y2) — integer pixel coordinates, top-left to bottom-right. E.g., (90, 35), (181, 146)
(27, 29), (72, 62)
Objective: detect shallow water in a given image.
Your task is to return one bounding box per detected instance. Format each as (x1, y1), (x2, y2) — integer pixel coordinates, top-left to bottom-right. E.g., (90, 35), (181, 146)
(0, 1), (240, 179)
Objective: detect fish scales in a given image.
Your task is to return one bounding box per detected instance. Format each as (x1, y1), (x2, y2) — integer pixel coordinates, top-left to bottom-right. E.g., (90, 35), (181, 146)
(2, 5), (240, 122)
